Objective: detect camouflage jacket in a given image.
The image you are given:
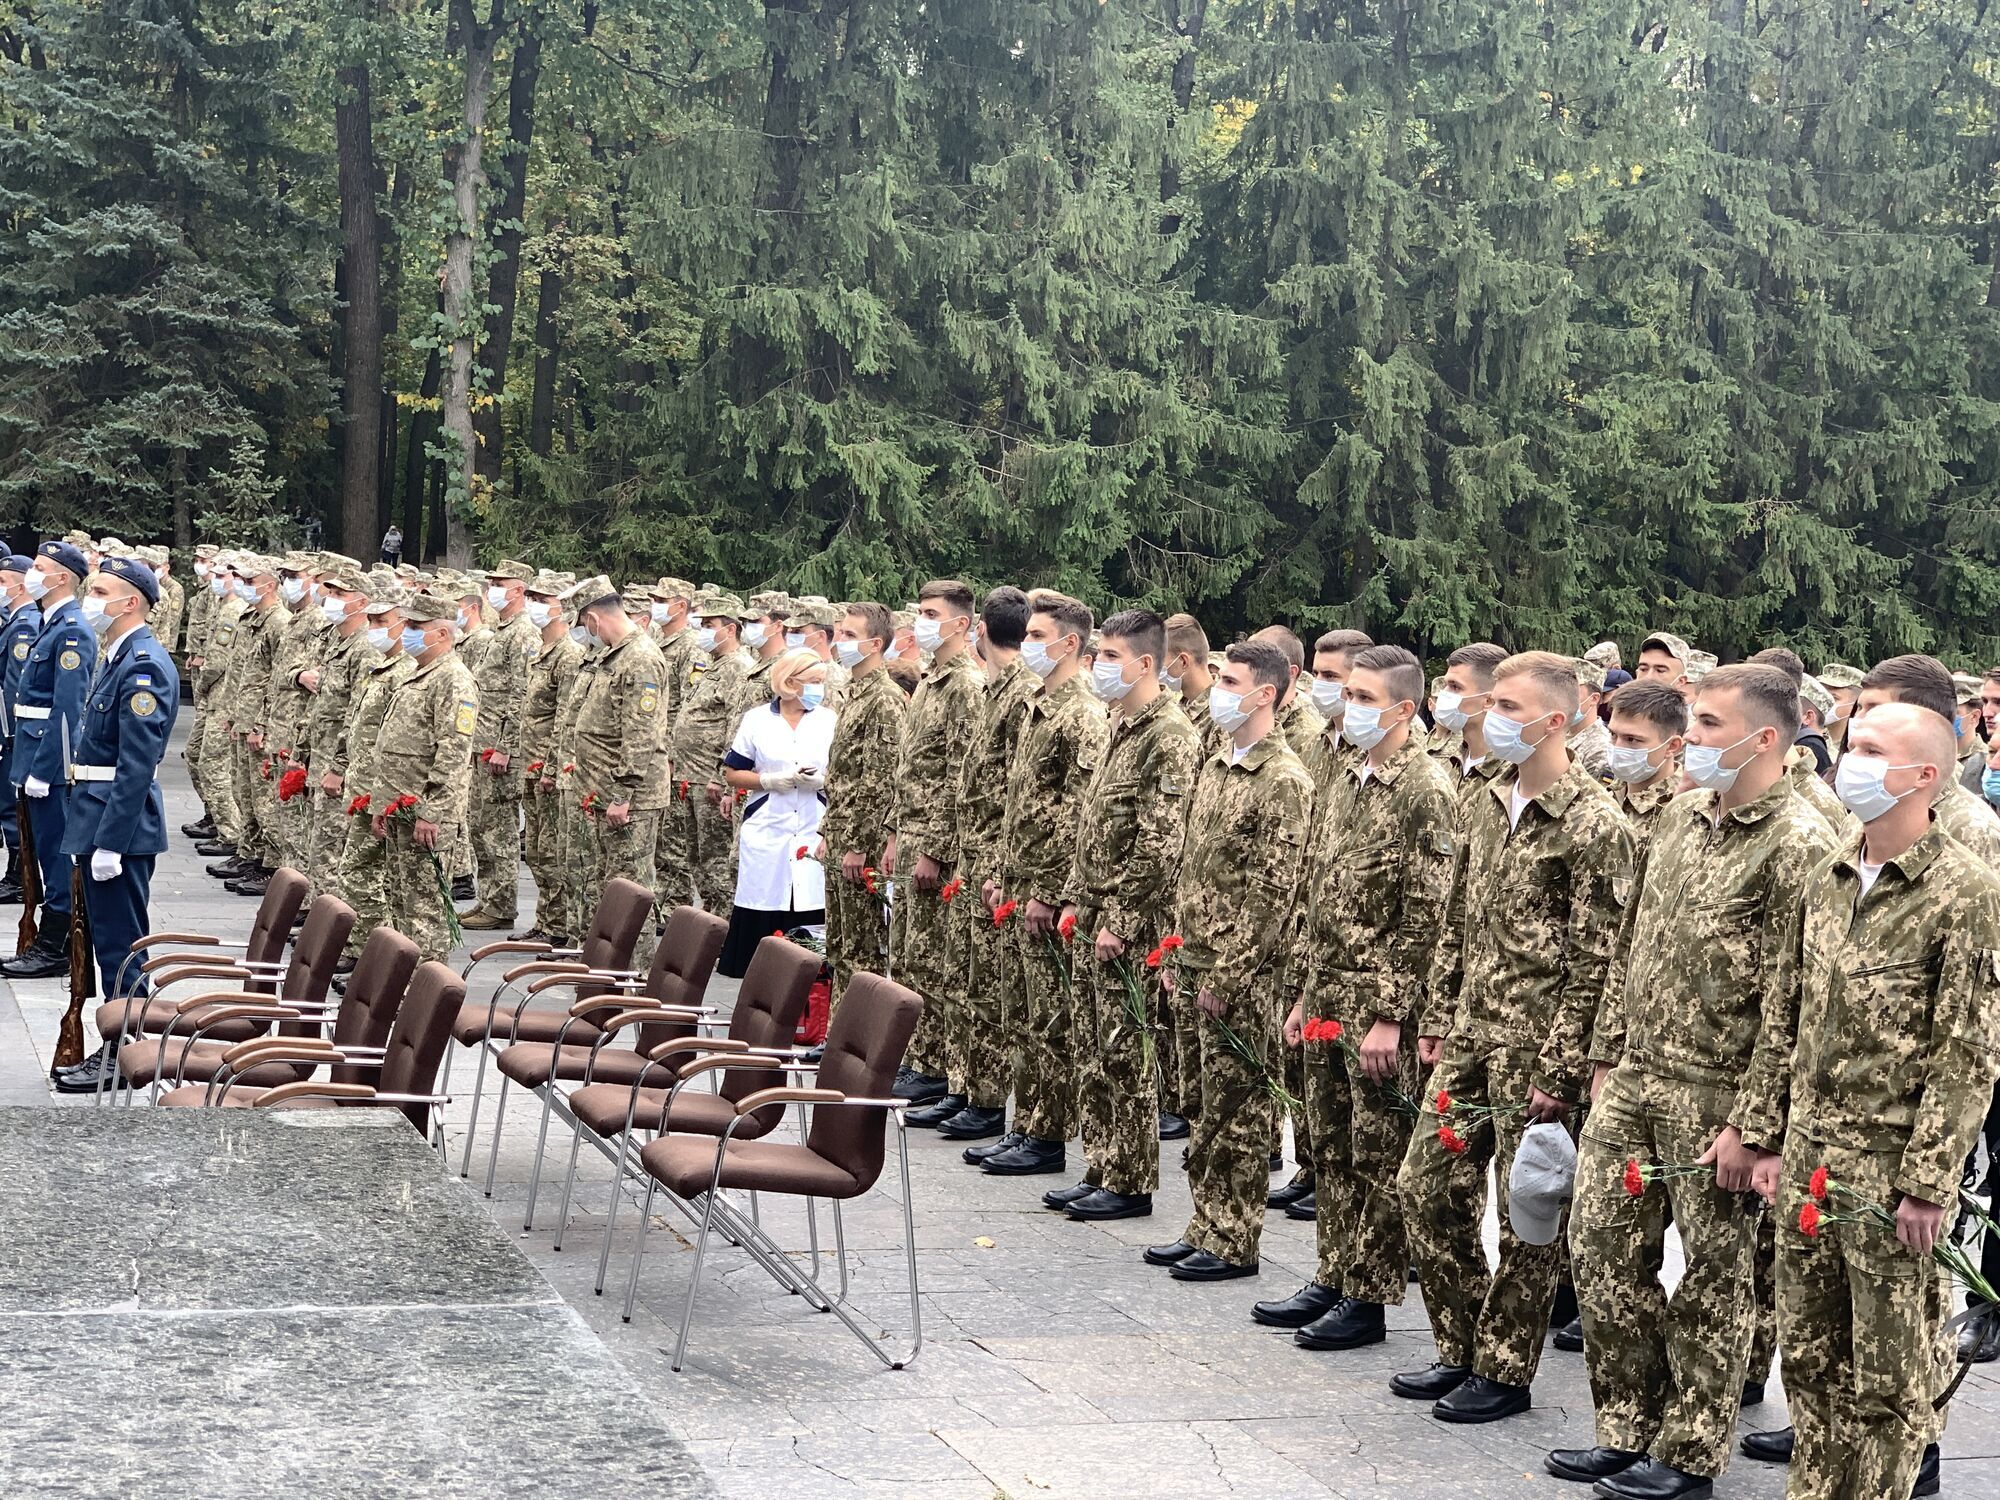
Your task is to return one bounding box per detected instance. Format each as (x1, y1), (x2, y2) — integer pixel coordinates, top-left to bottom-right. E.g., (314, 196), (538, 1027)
(471, 612), (539, 769)
(820, 665), (907, 859)
(1935, 780), (2000, 864)
(1171, 730), (1315, 1009)
(1787, 746), (1849, 836)
(573, 629), (671, 810)
(1296, 735), (1459, 1026)
(955, 655), (1039, 881)
(220, 601), (289, 735)
(654, 626), (698, 726)
(668, 648), (755, 783)
(1429, 759), (1635, 1099)
(522, 632), (584, 772)
(1062, 691), (1200, 937)
(889, 648), (984, 866)
(550, 643), (599, 793)
(1568, 718), (1612, 781)
(185, 581), (217, 658)
(367, 651), (478, 830)
(193, 595), (244, 697)
(304, 626), (374, 775)
(1275, 695), (1326, 757)
(1782, 823), (2000, 1205)
(1000, 672), (1109, 906)
(1611, 761), (1682, 859)
(1595, 776), (1836, 1147)
(336, 652), (413, 792)
(264, 607), (330, 759)
(153, 576), (185, 655)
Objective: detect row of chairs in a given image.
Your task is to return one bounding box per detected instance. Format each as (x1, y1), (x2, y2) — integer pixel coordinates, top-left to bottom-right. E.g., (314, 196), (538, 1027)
(95, 869), (927, 1370)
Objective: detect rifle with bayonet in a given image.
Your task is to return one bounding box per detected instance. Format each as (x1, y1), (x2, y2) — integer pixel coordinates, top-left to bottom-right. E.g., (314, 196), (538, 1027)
(52, 715), (92, 1072)
(2, 691), (37, 957)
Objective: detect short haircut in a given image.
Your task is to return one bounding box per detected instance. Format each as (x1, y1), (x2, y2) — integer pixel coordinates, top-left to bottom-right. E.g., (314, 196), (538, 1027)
(1984, 666), (2000, 686)
(1862, 653), (1957, 723)
(979, 585), (1031, 651)
(884, 656), (921, 695)
(1350, 644), (1424, 709)
(770, 647), (825, 700)
(918, 578), (975, 617)
(1747, 646), (1805, 686)
(843, 601), (892, 650)
(1494, 650), (1580, 718)
(1606, 680), (1689, 739)
(1251, 625), (1305, 674)
(1031, 592), (1094, 646)
(1100, 608), (1166, 667)
(1164, 612), (1210, 663)
(1225, 639), (1290, 698)
(1313, 627), (1375, 665)
(1698, 663), (1800, 740)
(1446, 641), (1508, 688)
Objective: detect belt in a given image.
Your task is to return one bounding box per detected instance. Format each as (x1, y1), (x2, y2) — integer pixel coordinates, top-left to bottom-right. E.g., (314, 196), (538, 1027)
(70, 765), (115, 783)
(15, 706), (49, 721)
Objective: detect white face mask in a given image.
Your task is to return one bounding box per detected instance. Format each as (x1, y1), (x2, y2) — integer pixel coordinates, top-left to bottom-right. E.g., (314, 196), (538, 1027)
(1683, 728), (1760, 793)
(526, 600), (554, 629)
(884, 641), (905, 661)
(81, 596), (114, 633)
(834, 639), (865, 668)
(1342, 701), (1403, 752)
(366, 625), (394, 653)
(486, 586), (509, 611)
(1606, 743), (1664, 784)
(1209, 686), (1255, 732)
(912, 617), (945, 653)
(799, 682), (826, 711)
(279, 577), (306, 605)
(400, 625), (429, 656)
(23, 571), (51, 601)
(1091, 656), (1135, 702)
(319, 595), (349, 625)
(1835, 754), (1922, 824)
(235, 580), (259, 602)
(650, 602), (673, 624)
(570, 624), (593, 649)
(209, 576), (229, 597)
(743, 622), (770, 649)
(1433, 690), (1474, 732)
(694, 627), (719, 653)
(1020, 639), (1062, 679)
(1310, 679), (1345, 716)
(1481, 711), (1542, 766)
(785, 630), (807, 650)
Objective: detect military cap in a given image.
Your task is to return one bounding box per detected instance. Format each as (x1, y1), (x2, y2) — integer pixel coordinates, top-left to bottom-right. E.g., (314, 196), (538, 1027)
(97, 554), (159, 604)
(194, 544), (220, 558)
(393, 563), (421, 579)
(890, 608), (915, 631)
(785, 595), (841, 630)
(620, 583), (658, 610)
(564, 574), (620, 613)
(1799, 674), (1835, 719)
(97, 535), (126, 553)
(1817, 662), (1863, 690)
(399, 590), (457, 624)
(1582, 641), (1621, 670)
(1684, 649), (1718, 682)
(1951, 671), (1982, 703)
(239, 554), (280, 579)
(1572, 657), (1607, 692)
(280, 550), (316, 572)
(705, 591), (757, 622)
(322, 551), (363, 572)
(1639, 630), (1692, 665)
(1, 554), (34, 574)
(488, 558), (535, 583)
(62, 530), (91, 547)
(321, 568), (368, 595)
(363, 589), (406, 616)
(746, 589), (792, 618)
(137, 545), (168, 567)
(38, 540), (89, 580)
(526, 570), (569, 597)
(656, 576), (695, 600)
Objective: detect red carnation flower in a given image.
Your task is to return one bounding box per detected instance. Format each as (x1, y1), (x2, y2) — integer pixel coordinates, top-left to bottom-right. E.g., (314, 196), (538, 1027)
(276, 766), (308, 803)
(939, 878), (961, 904)
(1623, 1159), (1645, 1197)
(1160, 934), (1184, 953)
(1057, 912), (1077, 941)
(1438, 1125), (1468, 1155)
(795, 844), (810, 860)
(1144, 945), (1164, 969)
(1317, 1018), (1343, 1044)
(992, 899), (1018, 928)
(1808, 1166), (1828, 1203)
(676, 780), (690, 801)
(346, 793), (371, 815)
(478, 748), (496, 762)
(1798, 1201), (1821, 1238)
(862, 867), (881, 895)
(1435, 1089), (1452, 1113)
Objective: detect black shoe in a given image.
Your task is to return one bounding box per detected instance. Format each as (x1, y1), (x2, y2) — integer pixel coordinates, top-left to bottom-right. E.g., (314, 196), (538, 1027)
(226, 873), (271, 896)
(1158, 1111), (1190, 1140)
(1143, 1240), (1198, 1267)
(936, 1106), (1006, 1141)
(1912, 1443), (1939, 1498)
(1252, 1282), (1341, 1329)
(0, 878), (21, 905)
(205, 854), (249, 876)
(1294, 1297), (1386, 1351)
(1390, 1363), (1470, 1401)
(1, 943), (69, 980)
(332, 955), (357, 977)
(1065, 1188), (1152, 1221)
(1739, 1381), (1764, 1408)
(1553, 1316), (1585, 1353)
(1267, 1176), (1313, 1210)
(195, 840), (235, 858)
(181, 818), (216, 838)
(1737, 1427), (1792, 1465)
(891, 1067), (948, 1104)
(980, 1137), (1065, 1176)
(963, 1130), (1023, 1165)
(53, 1048), (129, 1094)
(1433, 1374), (1531, 1424)
(1268, 1152), (1285, 1173)
(1169, 1250), (1258, 1282)
(905, 1092), (967, 1128)
(451, 875), (475, 902)
(50, 1042), (109, 1079)
(1283, 1192), (1317, 1221)
(1550, 1280), (1580, 1329)
(1960, 1308), (2000, 1364)
(1594, 1456), (1712, 1500)
(1041, 1181), (1096, 1211)
(1545, 1447), (1642, 1484)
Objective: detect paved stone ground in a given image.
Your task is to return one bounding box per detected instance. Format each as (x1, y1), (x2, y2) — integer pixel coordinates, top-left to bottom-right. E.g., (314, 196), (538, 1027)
(6, 720), (1998, 1497)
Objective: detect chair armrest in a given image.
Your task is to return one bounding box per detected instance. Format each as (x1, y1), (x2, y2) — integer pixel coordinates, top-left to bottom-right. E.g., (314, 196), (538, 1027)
(221, 1036), (340, 1067)
(469, 939), (552, 962)
(676, 1054), (780, 1084)
(180, 1004), (303, 1030)
(525, 971), (593, 996)
(130, 932), (222, 952)
(648, 1035), (747, 1061)
(501, 959), (588, 984)
(255, 1082), (378, 1107)
(171, 990), (293, 1016)
(735, 1086), (843, 1114)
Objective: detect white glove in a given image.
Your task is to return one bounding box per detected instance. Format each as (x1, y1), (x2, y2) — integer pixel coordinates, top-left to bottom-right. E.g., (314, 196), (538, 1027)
(22, 775), (49, 799)
(91, 849), (122, 882)
(794, 766), (826, 792)
(758, 770), (800, 793)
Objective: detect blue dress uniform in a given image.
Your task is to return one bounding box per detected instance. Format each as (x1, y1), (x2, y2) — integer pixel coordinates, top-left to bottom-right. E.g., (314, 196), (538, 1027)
(0, 568), (43, 885)
(9, 543), (96, 957)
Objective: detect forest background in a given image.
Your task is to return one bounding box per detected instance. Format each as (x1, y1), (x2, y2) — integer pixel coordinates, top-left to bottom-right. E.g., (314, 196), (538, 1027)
(2, 0), (1997, 666)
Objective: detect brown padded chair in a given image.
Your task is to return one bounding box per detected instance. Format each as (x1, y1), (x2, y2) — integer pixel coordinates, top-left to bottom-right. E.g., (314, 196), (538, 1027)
(112, 891), (354, 1103)
(618, 971), (925, 1371)
(446, 877), (656, 1178)
(213, 962), (469, 1140)
(490, 905), (729, 1228)
(153, 926), (421, 1108)
(570, 934), (820, 1288)
(91, 868), (310, 1090)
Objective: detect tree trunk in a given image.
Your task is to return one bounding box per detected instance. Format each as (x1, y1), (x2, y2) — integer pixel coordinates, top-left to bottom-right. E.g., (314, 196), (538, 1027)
(402, 327), (443, 555)
(472, 14), (542, 490)
(170, 446), (190, 549)
(335, 59), (384, 558)
(440, 0), (498, 564)
(1157, 0), (1208, 226)
(376, 159), (413, 541)
(527, 238), (563, 457)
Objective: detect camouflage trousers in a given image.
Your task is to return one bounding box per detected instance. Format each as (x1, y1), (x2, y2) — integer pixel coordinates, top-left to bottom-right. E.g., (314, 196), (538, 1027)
(522, 784), (568, 938)
(1775, 1140), (1940, 1500)
(1071, 915), (1160, 1195)
(1399, 1041), (1567, 1386)
(952, 873), (1012, 1110)
(1177, 969), (1279, 1267)
(1279, 1031), (1314, 1175)
(580, 806), (660, 972)
(384, 822), (459, 963)
(1305, 1014), (1422, 1302)
(183, 705), (206, 798)
(336, 815), (392, 960)
(690, 792), (738, 915)
(555, 786), (593, 943)
(823, 861), (889, 1009)
(1572, 1068), (1760, 1479)
(888, 849), (956, 1078)
(1163, 979), (1202, 1123)
(1010, 915), (1077, 1146)
(271, 760), (312, 871)
(1748, 1211), (1778, 1385)
(466, 769), (522, 920)
(303, 786), (348, 898)
(654, 795), (697, 913)
(196, 718), (240, 841)
(230, 743), (279, 866)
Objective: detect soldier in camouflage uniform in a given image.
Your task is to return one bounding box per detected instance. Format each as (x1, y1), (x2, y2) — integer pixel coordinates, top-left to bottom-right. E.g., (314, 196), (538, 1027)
(1602, 679), (1687, 851)
(143, 547), (183, 658)
(669, 596), (756, 914)
(1145, 640), (1314, 1279)
(186, 554), (243, 840)
(1569, 657), (1614, 781)
(519, 573), (582, 941)
(883, 581), (985, 1099)
(976, 595), (1108, 1178)
(785, 597), (851, 708)
(648, 577), (699, 910)
(1765, 703), (2000, 1500)
(1397, 651), (1633, 1418)
(1049, 609), (1198, 1214)
(365, 591), (477, 962)
(336, 596), (417, 962)
(299, 571), (375, 898)
(216, 559), (290, 880)
(262, 555), (333, 875)
(460, 560), (538, 929)
(1276, 646), (1457, 1349)
(568, 576), (672, 968)
(817, 602), (906, 1009)
(548, 594), (599, 943)
(1559, 666), (1836, 1493)
(1158, 613), (1221, 1126)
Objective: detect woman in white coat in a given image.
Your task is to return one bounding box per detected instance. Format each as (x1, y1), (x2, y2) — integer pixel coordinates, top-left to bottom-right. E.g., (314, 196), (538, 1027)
(717, 648), (837, 975)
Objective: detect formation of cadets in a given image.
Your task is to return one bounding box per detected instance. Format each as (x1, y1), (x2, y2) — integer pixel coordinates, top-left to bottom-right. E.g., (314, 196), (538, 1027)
(7, 540), (1998, 1500)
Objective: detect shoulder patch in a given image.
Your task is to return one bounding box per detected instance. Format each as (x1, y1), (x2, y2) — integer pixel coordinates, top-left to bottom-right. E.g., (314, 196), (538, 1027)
(454, 699), (477, 736)
(58, 648), (80, 672)
(11, 642), (25, 660)
(130, 690), (157, 718)
(638, 683), (659, 715)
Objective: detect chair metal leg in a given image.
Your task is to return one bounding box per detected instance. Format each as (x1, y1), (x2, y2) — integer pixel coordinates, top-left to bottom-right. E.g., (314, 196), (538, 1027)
(672, 1169), (726, 1369)
(621, 1176), (659, 1324)
(522, 1083), (558, 1231)
(481, 1077), (510, 1198)
(457, 1043), (491, 1177)
(551, 1117), (588, 1252)
(593, 1145), (627, 1295)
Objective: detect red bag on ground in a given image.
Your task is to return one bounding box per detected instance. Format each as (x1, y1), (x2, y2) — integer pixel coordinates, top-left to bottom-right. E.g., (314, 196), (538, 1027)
(794, 976), (831, 1046)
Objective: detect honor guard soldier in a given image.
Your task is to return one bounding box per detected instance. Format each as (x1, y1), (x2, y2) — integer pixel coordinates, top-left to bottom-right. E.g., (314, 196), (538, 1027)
(0, 554), (43, 903)
(49, 557), (180, 1093)
(2, 541), (98, 979)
